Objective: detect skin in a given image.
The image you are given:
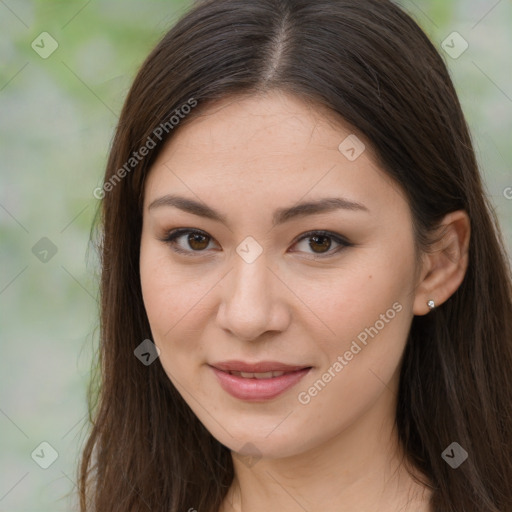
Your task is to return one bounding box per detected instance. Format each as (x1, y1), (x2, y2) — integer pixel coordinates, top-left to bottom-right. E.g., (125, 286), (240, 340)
(139, 91), (470, 512)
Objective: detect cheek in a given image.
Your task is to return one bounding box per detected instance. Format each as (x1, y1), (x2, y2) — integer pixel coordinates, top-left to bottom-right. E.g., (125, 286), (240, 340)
(293, 286), (411, 452)
(297, 241), (416, 412)
(139, 241), (215, 373)
(306, 249), (415, 353)
(300, 308), (410, 425)
(140, 240), (177, 339)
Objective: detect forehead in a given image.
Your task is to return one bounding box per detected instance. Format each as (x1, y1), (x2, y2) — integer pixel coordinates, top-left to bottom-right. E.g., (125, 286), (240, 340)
(152, 92), (368, 171)
(143, 91), (406, 219)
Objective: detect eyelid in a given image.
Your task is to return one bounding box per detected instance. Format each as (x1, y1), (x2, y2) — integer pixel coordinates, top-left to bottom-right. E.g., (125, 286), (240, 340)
(160, 228), (352, 258)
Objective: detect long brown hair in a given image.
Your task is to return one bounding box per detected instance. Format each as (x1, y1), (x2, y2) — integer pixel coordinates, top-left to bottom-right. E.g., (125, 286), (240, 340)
(79, 0), (512, 510)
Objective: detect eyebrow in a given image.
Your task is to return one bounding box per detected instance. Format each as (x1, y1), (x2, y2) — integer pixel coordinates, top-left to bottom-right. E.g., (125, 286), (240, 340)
(148, 194), (369, 226)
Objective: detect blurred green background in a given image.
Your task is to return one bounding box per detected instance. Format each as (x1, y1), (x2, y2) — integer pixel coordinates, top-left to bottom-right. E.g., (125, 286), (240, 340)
(0, 1), (511, 510)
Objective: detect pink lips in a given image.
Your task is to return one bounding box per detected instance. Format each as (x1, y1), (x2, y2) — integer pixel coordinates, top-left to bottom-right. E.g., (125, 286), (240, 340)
(209, 360), (312, 401)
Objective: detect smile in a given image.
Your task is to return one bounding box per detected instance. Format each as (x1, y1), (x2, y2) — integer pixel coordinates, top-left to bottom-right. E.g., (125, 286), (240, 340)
(209, 361), (312, 401)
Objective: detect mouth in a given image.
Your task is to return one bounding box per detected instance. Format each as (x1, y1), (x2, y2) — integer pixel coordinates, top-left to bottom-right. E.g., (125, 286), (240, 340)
(224, 370), (291, 379)
(209, 361), (312, 401)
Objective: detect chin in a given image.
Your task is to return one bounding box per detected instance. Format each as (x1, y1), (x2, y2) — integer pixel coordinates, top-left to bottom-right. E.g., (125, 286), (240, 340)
(205, 419), (311, 460)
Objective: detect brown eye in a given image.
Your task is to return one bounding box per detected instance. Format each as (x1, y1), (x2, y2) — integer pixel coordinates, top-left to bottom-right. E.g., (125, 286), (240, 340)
(292, 230), (351, 258)
(162, 228), (216, 255)
(162, 228), (351, 259)
(308, 234), (332, 253)
(187, 232), (210, 250)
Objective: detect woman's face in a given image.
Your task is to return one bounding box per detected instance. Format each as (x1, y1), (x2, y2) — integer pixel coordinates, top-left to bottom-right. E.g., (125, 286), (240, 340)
(140, 91), (423, 460)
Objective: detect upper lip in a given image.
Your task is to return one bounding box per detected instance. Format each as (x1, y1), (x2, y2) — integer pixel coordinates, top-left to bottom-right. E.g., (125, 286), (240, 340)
(210, 360), (311, 373)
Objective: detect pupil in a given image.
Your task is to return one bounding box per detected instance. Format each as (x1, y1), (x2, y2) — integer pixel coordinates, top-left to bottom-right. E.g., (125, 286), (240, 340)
(189, 233), (208, 250)
(310, 235), (330, 253)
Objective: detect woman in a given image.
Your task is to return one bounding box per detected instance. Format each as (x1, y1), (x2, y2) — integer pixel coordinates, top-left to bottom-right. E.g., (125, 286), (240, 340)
(79, 0), (512, 511)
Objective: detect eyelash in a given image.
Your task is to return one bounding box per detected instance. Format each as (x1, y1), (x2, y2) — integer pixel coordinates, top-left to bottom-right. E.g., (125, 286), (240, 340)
(160, 228), (352, 259)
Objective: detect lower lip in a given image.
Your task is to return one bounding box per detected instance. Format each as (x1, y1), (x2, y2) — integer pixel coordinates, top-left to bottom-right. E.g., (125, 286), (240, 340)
(210, 366), (311, 401)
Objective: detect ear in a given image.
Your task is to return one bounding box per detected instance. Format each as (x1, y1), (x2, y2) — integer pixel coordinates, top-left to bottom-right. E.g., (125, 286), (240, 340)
(413, 210), (471, 316)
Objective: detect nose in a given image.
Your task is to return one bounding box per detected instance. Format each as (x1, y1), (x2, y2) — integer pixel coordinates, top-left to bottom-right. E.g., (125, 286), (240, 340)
(215, 254), (291, 342)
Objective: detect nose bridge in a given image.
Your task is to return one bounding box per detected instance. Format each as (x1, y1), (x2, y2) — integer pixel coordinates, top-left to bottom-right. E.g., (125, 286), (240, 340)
(233, 251), (271, 301)
(231, 234), (274, 303)
(217, 243), (288, 340)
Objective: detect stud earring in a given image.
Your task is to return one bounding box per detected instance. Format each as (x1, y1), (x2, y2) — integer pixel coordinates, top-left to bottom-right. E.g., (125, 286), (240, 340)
(427, 299), (435, 311)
